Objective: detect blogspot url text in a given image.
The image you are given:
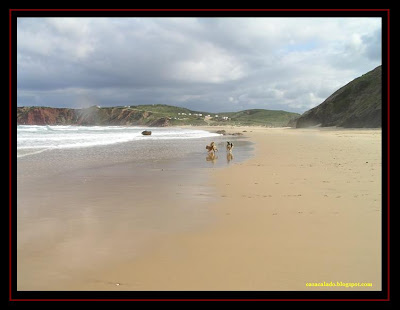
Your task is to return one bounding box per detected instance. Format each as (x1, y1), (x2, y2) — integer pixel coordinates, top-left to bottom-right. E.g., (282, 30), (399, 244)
(306, 281), (373, 288)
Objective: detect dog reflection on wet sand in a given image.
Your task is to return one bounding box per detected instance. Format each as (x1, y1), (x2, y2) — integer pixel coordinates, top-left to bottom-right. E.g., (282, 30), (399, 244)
(206, 152), (218, 163)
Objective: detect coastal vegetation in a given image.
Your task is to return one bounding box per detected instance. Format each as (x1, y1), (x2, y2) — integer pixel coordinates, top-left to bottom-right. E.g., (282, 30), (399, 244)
(295, 65), (382, 128)
(17, 104), (300, 127)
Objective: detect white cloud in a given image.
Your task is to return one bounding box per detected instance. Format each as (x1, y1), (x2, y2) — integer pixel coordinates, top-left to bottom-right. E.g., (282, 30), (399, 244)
(18, 18), (96, 60)
(172, 42), (245, 83)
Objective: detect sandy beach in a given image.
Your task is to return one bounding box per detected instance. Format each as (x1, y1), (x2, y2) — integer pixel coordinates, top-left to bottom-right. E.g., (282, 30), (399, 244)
(16, 126), (382, 292)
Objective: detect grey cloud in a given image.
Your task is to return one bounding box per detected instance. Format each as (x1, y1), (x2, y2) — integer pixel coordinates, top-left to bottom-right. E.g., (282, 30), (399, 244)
(17, 17), (382, 113)
(362, 29), (382, 61)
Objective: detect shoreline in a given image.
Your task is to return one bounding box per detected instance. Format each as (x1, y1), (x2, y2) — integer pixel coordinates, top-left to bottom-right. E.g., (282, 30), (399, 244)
(17, 126), (382, 291)
(16, 128), (252, 291)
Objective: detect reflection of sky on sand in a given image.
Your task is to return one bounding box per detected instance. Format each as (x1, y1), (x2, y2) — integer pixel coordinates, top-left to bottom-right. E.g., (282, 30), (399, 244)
(17, 132), (253, 290)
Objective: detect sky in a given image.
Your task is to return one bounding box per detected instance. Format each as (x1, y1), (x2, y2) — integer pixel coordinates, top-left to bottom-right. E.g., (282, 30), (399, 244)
(16, 17), (382, 114)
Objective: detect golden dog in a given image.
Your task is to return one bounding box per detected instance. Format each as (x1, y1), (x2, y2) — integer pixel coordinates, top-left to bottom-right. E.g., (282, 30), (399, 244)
(206, 141), (218, 154)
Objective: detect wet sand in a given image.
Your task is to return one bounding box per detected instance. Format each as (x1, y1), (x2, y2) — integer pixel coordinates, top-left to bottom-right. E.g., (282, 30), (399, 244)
(16, 133), (252, 291)
(16, 127), (382, 291)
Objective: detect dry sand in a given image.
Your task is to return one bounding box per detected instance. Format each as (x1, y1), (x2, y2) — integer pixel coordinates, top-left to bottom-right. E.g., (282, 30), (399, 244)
(60, 127), (382, 291)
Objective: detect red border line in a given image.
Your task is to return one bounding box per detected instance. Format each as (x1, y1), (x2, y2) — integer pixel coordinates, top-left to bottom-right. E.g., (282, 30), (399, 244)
(9, 298), (390, 302)
(9, 8), (390, 12)
(9, 8), (13, 302)
(386, 9), (390, 302)
(9, 8), (390, 302)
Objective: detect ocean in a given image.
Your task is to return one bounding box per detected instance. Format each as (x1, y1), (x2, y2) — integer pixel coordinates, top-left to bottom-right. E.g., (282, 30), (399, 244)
(17, 125), (222, 158)
(17, 125), (253, 171)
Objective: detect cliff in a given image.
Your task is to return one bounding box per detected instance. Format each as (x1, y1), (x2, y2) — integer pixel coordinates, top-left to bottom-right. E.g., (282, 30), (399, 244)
(295, 66), (382, 128)
(16, 106), (170, 127)
(17, 104), (299, 127)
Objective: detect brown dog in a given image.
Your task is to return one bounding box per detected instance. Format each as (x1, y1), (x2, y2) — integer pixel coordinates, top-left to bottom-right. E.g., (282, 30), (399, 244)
(206, 141), (218, 153)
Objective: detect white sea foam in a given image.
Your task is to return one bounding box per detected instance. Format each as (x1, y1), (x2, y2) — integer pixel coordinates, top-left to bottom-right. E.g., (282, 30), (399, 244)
(17, 125), (220, 157)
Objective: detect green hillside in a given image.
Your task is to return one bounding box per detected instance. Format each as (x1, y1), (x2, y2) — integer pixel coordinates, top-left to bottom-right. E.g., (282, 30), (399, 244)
(126, 105), (299, 127)
(295, 66), (382, 128)
(223, 109), (300, 127)
(17, 104), (300, 127)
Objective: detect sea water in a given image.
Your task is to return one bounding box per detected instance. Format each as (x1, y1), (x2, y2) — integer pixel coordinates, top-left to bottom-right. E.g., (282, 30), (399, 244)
(17, 125), (221, 158)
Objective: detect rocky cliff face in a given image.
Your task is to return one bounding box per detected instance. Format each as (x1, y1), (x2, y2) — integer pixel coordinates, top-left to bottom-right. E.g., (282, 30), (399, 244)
(17, 106), (170, 127)
(17, 107), (76, 125)
(295, 66), (382, 128)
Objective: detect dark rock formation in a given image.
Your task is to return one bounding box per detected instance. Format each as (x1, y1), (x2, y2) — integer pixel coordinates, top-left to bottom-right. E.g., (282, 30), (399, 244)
(213, 130), (244, 136)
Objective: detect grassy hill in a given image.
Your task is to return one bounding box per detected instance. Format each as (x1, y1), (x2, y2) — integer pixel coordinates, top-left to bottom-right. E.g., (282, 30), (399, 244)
(295, 66), (382, 128)
(124, 104), (299, 127)
(222, 109), (300, 127)
(17, 104), (300, 127)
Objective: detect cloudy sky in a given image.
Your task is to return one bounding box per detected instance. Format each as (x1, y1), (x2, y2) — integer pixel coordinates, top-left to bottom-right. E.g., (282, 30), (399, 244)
(17, 17), (382, 113)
